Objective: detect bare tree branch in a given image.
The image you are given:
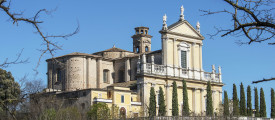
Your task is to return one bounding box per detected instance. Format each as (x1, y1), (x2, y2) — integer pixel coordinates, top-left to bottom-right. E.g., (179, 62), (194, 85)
(252, 77), (275, 84)
(0, 49), (29, 68)
(200, 0), (275, 45)
(0, 0), (79, 70)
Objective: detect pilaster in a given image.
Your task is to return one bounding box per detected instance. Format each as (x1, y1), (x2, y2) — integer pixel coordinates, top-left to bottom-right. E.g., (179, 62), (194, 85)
(162, 36), (168, 65)
(96, 58), (102, 88)
(200, 89), (205, 115)
(192, 88), (197, 113)
(165, 84), (171, 116)
(125, 58), (130, 82)
(192, 42), (195, 78)
(151, 55), (155, 74)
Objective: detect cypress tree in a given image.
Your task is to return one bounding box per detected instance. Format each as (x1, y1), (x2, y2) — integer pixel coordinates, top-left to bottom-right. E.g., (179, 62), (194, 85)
(247, 85), (252, 116)
(233, 84), (239, 116)
(149, 87), (156, 117)
(158, 87), (166, 116)
(254, 87), (260, 117)
(259, 88), (266, 117)
(271, 88), (275, 118)
(223, 91), (229, 117)
(172, 81), (179, 116)
(182, 79), (189, 116)
(206, 81), (213, 116)
(239, 83), (246, 116)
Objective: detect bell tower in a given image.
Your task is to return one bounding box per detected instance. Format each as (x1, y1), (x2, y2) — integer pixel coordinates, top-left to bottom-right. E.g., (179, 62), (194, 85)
(132, 27), (152, 53)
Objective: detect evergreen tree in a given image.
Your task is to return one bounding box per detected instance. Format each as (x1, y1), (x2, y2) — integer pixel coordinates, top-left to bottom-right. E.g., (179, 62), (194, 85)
(254, 87), (260, 117)
(182, 79), (189, 116)
(239, 83), (246, 116)
(271, 88), (275, 118)
(149, 87), (156, 117)
(158, 87), (166, 116)
(206, 81), (213, 116)
(223, 91), (229, 117)
(233, 84), (239, 116)
(172, 81), (179, 116)
(247, 85), (252, 116)
(0, 68), (21, 117)
(259, 88), (266, 117)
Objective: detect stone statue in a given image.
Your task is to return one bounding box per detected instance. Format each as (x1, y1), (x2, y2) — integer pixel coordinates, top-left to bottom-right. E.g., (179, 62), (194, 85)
(180, 5), (184, 15)
(180, 5), (184, 20)
(163, 14), (167, 24)
(196, 21), (200, 32)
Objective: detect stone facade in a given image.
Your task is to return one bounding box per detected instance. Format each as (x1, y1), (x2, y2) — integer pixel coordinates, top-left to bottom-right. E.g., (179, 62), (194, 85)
(42, 6), (224, 118)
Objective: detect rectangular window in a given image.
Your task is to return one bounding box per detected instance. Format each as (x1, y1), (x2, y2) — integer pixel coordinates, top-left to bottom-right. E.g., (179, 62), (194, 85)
(103, 70), (108, 83)
(121, 95), (124, 103)
(57, 69), (62, 82)
(181, 51), (187, 68)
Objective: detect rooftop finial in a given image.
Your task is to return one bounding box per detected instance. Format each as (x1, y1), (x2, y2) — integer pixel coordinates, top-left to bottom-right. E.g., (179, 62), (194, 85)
(113, 44), (116, 48)
(180, 5), (184, 21)
(162, 14), (168, 30)
(196, 21), (200, 33)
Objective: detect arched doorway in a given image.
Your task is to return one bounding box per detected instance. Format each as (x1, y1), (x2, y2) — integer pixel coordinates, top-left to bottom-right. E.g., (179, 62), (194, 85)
(120, 107), (126, 119)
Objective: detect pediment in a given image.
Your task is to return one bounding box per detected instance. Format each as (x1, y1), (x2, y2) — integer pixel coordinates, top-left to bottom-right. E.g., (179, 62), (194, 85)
(167, 20), (204, 40)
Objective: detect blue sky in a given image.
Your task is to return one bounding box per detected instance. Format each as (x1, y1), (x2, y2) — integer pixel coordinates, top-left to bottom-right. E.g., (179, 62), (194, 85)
(1, 0), (274, 117)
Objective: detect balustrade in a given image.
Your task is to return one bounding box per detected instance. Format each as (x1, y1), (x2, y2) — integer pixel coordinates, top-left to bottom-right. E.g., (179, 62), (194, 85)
(137, 62), (222, 83)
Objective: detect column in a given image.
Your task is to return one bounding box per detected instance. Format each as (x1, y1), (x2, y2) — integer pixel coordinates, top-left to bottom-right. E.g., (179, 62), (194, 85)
(124, 58), (130, 82)
(151, 55), (154, 74)
(192, 88), (197, 113)
(192, 43), (195, 79)
(200, 89), (205, 115)
(162, 36), (168, 65)
(137, 56), (141, 74)
(173, 38), (177, 76)
(141, 54), (146, 73)
(199, 43), (204, 80)
(212, 90), (216, 112)
(165, 84), (171, 116)
(96, 58), (102, 88)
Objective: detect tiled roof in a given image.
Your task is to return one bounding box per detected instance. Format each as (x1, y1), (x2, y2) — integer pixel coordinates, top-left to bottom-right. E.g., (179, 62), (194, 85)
(109, 80), (137, 88)
(93, 47), (132, 54)
(46, 52), (101, 61)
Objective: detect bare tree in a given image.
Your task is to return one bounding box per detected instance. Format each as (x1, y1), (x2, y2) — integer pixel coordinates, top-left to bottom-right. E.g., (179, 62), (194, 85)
(0, 0), (79, 69)
(201, 0), (274, 45)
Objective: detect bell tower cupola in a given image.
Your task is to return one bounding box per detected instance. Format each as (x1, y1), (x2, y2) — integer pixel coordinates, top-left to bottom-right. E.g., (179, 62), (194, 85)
(132, 27), (152, 53)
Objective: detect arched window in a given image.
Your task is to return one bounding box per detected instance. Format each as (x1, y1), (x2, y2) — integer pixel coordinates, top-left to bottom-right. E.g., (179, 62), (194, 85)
(136, 46), (140, 53)
(120, 107), (126, 119)
(145, 46), (149, 52)
(141, 30), (144, 34)
(103, 69), (109, 83)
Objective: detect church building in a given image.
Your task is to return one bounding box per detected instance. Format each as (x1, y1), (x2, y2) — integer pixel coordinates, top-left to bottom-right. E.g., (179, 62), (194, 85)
(44, 6), (223, 118)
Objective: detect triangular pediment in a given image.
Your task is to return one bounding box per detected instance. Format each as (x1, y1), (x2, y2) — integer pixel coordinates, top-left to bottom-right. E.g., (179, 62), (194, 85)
(167, 20), (204, 40)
